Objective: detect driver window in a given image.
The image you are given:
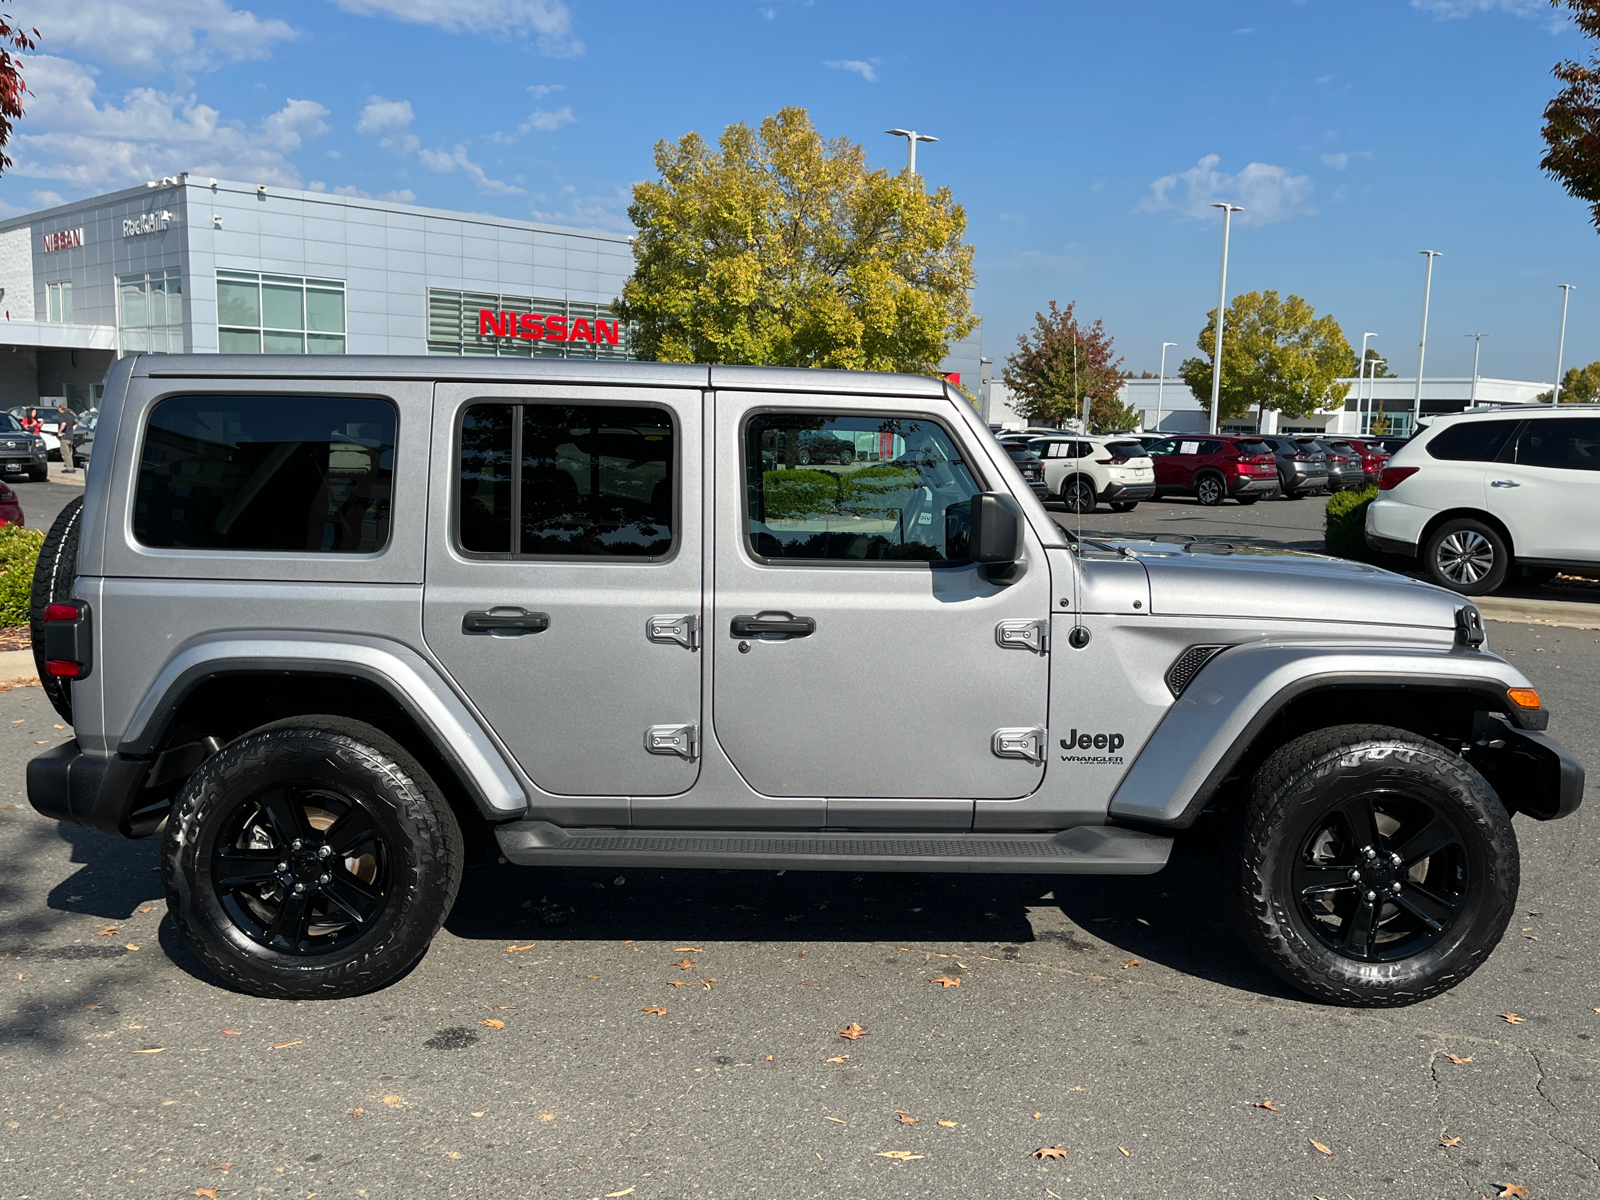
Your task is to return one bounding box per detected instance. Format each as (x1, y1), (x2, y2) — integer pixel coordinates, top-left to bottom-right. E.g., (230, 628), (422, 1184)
(745, 412), (983, 563)
(1146, 439), (1178, 456)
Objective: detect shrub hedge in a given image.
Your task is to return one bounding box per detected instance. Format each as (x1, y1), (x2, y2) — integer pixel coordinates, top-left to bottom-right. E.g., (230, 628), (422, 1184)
(1322, 485), (1411, 570)
(0, 524), (43, 628)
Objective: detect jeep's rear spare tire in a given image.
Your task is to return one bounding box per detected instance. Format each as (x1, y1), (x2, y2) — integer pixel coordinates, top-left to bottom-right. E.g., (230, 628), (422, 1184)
(1227, 723), (1517, 1007)
(30, 496), (84, 724)
(162, 717), (463, 999)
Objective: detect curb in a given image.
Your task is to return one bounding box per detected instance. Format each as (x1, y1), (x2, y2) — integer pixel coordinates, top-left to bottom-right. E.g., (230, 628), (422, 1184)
(47, 464), (86, 487)
(0, 647), (38, 684)
(1476, 594), (1600, 631)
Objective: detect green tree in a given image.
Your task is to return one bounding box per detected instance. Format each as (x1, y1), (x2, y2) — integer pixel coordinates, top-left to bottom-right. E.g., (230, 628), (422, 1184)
(1001, 300), (1134, 432)
(616, 106), (976, 375)
(1541, 2), (1600, 230)
(1178, 290), (1354, 426)
(1536, 359), (1600, 402)
(1362, 347), (1395, 377)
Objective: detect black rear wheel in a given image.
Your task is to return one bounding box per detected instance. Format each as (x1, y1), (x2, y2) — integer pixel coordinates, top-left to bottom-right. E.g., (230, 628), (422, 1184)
(30, 496), (84, 724)
(163, 717), (462, 999)
(1195, 474), (1225, 506)
(1423, 518), (1509, 595)
(1228, 724), (1517, 1006)
(1060, 477), (1097, 514)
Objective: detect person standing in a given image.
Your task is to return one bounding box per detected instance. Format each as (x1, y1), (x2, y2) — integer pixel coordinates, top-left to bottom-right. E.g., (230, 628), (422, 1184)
(56, 404), (76, 473)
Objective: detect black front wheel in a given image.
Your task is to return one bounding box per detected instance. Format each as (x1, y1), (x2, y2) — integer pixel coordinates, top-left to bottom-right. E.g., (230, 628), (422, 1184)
(1227, 724), (1517, 1007)
(163, 717), (463, 999)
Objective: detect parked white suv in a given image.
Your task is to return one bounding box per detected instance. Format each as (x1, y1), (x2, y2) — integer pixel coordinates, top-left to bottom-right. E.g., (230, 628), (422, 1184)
(1027, 434), (1156, 514)
(1366, 406), (1600, 594)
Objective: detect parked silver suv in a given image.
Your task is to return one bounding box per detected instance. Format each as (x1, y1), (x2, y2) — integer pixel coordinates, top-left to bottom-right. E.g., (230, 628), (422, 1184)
(27, 356), (1583, 1007)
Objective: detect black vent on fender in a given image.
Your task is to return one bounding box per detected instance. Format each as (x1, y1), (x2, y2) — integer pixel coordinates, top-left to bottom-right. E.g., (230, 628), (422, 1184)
(1165, 644), (1230, 698)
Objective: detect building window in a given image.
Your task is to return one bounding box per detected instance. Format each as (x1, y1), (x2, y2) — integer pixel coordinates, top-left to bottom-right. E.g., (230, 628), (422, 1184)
(45, 281), (72, 323)
(118, 269), (184, 354)
(426, 288), (631, 360)
(217, 270), (346, 355)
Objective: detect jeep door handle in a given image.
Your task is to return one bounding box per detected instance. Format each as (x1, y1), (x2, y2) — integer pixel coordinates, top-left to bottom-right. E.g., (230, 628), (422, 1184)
(1490, 479), (1520, 488)
(730, 613), (816, 638)
(462, 609), (550, 636)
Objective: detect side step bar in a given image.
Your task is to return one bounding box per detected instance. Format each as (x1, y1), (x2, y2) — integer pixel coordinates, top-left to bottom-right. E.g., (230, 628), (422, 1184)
(494, 822), (1173, 875)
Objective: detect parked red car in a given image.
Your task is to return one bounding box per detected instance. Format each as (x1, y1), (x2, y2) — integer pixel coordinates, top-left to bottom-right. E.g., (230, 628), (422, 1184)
(1146, 435), (1282, 506)
(0, 483), (23, 527)
(1332, 436), (1391, 485)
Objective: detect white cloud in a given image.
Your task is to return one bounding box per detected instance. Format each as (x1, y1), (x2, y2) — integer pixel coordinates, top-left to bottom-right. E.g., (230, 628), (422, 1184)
(824, 58), (878, 83)
(528, 183), (633, 233)
(1410, 0), (1547, 17)
(329, 0), (583, 55)
(29, 190), (66, 209)
(489, 106), (576, 143)
(1138, 154), (1315, 226)
(322, 183), (416, 203)
(7, 54), (329, 193)
(23, 0), (296, 81)
(1321, 152), (1349, 170)
(419, 144), (525, 195)
(526, 83), (563, 99)
(356, 95), (419, 156)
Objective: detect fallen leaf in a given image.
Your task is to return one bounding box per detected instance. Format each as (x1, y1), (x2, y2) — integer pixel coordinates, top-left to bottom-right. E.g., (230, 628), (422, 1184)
(1118, 1146), (1130, 1157)
(1440, 1135), (1463, 1147)
(1525, 935), (1540, 942)
(673, 947), (704, 953)
(1446, 1054), (1473, 1064)
(1033, 1112), (1043, 1120)
(1310, 1139), (1333, 1156)
(139, 907), (152, 914)
(271, 1040), (301, 1049)
(124, 944), (140, 951)
(585, 975), (599, 979)
(1502, 1013), (1526, 1025)
(1495, 1184), (1529, 1199)
(133, 1048), (165, 1054)
(666, 980), (690, 988)
(1255, 1100), (1280, 1112)
(825, 1055), (849, 1063)
(938, 1120), (958, 1128)
(701, 978), (717, 989)
(837, 1023), (867, 1040)
(539, 1113), (555, 1122)
(763, 1055), (774, 1062)
(471, 1111), (487, 1118)
(895, 1111), (921, 1124)
(351, 1108), (364, 1118)
(676, 959), (695, 969)
(219, 1029), (240, 1036)
(1031, 1145), (1069, 1160)
(444, 1151), (462, 1161)
(383, 1095), (404, 1109)
(97, 927), (118, 937)
(505, 944), (535, 953)
(639, 1006), (668, 1016)
(193, 1190), (219, 1199)
(212, 1163), (234, 1172)
(875, 1150), (924, 1161)
(606, 1190), (636, 1198)
(928, 975), (961, 988)
(824, 1116), (846, 1124)
(85, 1004), (102, 1010)
(478, 1019), (505, 1029)
(1120, 959), (1139, 970)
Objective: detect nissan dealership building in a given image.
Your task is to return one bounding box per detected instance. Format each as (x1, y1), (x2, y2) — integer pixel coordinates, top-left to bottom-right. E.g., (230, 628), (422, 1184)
(0, 176), (982, 410)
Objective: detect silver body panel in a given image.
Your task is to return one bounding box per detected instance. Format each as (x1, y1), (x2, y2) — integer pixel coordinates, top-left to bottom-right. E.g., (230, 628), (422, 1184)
(65, 354), (1549, 845)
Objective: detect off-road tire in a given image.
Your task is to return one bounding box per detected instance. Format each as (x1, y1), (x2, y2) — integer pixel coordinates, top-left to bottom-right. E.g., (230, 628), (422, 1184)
(27, 466), (46, 482)
(1423, 517), (1510, 596)
(29, 496), (84, 724)
(1194, 473), (1225, 506)
(1227, 723), (1517, 1007)
(162, 717), (463, 999)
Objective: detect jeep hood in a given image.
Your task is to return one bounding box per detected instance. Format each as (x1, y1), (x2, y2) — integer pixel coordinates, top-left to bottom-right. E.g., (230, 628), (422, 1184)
(1107, 539), (1465, 631)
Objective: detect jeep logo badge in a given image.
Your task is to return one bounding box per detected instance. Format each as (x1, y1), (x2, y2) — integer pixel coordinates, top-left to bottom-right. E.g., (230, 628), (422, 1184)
(1061, 729), (1124, 753)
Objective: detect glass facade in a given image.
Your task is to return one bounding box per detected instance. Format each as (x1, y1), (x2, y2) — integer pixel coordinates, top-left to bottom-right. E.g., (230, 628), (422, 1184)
(217, 270), (346, 355)
(118, 270), (182, 353)
(46, 280), (73, 323)
(426, 288), (631, 361)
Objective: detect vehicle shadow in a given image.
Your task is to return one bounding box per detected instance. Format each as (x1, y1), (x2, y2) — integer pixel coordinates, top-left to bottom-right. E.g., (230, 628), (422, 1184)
(45, 820), (163, 920)
(442, 847), (1299, 1002)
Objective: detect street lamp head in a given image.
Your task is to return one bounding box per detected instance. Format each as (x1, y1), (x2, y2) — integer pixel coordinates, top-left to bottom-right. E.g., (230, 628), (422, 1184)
(1210, 202), (1244, 213)
(1419, 249), (1442, 258)
(885, 128), (911, 137)
(914, 134), (938, 143)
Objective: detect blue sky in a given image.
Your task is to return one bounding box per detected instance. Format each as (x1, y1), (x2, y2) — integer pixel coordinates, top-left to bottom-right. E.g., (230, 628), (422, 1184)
(7, 0), (1598, 381)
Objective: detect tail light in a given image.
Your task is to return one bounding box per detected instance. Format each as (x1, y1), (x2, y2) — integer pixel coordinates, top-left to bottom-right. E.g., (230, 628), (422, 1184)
(1378, 466), (1419, 490)
(1330, 454), (1349, 463)
(0, 486), (13, 502)
(43, 600), (91, 681)
(1096, 456), (1130, 465)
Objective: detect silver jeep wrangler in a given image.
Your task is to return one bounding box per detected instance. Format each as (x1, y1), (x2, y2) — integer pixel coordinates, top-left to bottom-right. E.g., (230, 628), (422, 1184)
(27, 356), (1583, 1006)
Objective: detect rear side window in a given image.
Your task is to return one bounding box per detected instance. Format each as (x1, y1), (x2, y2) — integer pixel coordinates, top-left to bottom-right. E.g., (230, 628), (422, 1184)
(135, 395), (395, 552)
(458, 401), (675, 558)
(1426, 420), (1520, 463)
(1516, 418), (1600, 472)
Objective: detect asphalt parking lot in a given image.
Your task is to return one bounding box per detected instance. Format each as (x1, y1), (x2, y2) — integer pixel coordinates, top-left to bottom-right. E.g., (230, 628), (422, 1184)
(1, 495), (1596, 1200)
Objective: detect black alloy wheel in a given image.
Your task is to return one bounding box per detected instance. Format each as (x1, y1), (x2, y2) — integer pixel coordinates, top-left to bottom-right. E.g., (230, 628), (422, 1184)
(211, 782), (392, 955)
(1060, 477), (1097, 514)
(1290, 791), (1469, 963)
(1228, 723), (1517, 1007)
(1194, 473), (1225, 507)
(164, 717), (462, 999)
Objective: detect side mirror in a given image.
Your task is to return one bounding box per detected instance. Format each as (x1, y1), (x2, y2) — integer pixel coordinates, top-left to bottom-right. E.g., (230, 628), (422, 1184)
(969, 492), (1025, 583)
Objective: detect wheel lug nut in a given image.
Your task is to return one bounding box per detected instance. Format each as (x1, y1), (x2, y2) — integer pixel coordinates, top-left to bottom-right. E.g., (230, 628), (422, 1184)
(276, 861), (287, 872)
(1365, 891), (1378, 902)
(318, 873), (331, 884)
(291, 839), (303, 851)
(1348, 870), (1362, 883)
(1391, 882), (1403, 894)
(317, 845), (332, 859)
(293, 882), (306, 894)
(1390, 853), (1402, 867)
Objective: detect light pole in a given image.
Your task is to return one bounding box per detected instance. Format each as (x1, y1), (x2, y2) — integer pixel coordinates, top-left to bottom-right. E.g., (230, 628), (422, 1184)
(1208, 203), (1244, 436)
(1465, 332), (1489, 405)
(1366, 357), (1386, 434)
(1553, 284), (1576, 403)
(884, 129), (938, 176)
(1156, 341), (1176, 433)
(1412, 250), (1441, 435)
(1358, 332), (1376, 434)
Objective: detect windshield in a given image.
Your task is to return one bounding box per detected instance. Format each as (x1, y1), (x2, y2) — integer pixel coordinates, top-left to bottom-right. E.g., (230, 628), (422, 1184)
(1235, 439), (1273, 456)
(1104, 440), (1147, 459)
(0, 414), (23, 433)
